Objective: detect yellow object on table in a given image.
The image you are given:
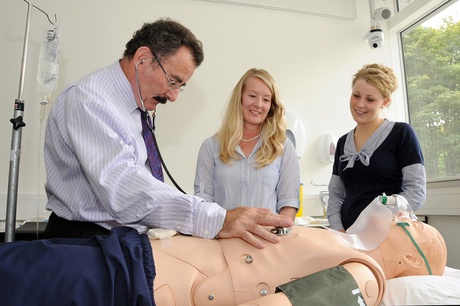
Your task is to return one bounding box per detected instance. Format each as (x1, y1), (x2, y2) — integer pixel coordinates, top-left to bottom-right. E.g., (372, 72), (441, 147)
(296, 183), (303, 217)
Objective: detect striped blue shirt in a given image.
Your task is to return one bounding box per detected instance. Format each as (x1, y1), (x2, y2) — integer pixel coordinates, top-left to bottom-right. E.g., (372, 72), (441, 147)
(194, 136), (300, 212)
(44, 61), (225, 238)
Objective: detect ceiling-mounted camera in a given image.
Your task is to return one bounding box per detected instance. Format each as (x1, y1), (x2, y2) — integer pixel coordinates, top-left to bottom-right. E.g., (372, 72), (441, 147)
(365, 0), (392, 49)
(368, 21), (384, 49)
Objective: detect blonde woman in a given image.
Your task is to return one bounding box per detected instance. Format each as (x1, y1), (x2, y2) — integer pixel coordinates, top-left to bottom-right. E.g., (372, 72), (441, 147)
(194, 68), (300, 221)
(327, 63), (426, 231)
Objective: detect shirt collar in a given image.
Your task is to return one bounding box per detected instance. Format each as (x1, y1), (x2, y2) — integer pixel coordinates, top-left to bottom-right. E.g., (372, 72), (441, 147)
(339, 119), (395, 170)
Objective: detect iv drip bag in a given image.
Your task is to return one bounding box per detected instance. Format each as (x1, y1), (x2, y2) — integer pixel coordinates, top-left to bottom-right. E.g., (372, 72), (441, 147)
(37, 23), (61, 96)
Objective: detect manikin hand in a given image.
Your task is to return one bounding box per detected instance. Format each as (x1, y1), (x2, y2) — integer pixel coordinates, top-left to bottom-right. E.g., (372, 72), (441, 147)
(217, 206), (293, 249)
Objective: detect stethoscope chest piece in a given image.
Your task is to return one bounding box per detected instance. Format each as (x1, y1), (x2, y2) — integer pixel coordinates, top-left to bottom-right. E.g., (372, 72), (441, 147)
(271, 227), (292, 236)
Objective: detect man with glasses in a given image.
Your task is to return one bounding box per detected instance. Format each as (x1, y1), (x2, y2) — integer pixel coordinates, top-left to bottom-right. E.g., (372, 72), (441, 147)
(43, 18), (292, 248)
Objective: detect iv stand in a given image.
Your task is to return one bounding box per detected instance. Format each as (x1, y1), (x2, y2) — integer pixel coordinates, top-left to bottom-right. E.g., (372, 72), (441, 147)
(4, 1), (57, 242)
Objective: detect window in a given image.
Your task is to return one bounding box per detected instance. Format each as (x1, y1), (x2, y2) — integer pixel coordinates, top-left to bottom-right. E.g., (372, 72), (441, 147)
(400, 0), (460, 181)
(397, 0), (414, 11)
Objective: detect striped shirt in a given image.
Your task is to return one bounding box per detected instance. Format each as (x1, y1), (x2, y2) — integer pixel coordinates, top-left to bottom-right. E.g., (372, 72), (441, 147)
(44, 60), (225, 238)
(194, 136), (300, 213)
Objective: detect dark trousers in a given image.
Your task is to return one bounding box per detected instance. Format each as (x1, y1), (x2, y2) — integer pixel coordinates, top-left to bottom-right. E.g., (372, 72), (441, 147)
(0, 227), (155, 306)
(44, 212), (110, 239)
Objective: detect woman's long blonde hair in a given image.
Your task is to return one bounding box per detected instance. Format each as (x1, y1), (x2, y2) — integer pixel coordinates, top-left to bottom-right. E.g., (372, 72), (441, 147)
(216, 68), (287, 168)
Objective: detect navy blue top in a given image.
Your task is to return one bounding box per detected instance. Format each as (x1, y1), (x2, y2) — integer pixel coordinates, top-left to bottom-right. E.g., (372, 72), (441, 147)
(333, 122), (424, 229)
(0, 227), (155, 306)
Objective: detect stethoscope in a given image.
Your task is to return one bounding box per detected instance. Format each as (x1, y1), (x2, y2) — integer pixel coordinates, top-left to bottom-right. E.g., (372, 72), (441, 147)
(135, 60), (186, 194)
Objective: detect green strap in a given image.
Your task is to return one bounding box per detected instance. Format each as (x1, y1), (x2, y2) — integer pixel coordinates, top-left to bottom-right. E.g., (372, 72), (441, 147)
(397, 222), (433, 275)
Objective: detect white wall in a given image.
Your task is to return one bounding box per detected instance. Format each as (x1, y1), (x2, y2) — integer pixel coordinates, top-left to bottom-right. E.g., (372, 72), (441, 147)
(1, 0), (459, 268)
(0, 0), (397, 221)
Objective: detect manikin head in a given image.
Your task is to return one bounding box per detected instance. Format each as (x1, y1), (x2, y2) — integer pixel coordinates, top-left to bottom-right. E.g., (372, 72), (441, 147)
(363, 219), (447, 279)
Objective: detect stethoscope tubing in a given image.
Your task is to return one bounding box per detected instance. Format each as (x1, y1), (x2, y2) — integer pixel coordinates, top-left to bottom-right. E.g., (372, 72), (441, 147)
(136, 60), (186, 194)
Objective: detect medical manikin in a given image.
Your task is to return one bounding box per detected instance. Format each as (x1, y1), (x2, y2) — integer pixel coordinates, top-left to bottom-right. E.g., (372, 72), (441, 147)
(151, 196), (447, 306)
(0, 196), (447, 306)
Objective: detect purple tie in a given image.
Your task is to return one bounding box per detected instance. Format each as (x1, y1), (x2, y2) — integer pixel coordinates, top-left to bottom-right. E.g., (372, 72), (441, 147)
(140, 110), (164, 181)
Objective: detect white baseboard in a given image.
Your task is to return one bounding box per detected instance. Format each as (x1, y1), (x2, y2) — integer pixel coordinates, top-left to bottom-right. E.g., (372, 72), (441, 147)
(418, 187), (460, 216)
(303, 186), (460, 218)
(0, 194), (50, 222)
(1, 187), (459, 222)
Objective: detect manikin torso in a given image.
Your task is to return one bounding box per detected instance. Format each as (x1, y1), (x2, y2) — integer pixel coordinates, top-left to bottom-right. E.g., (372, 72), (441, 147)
(151, 226), (386, 306)
(150, 196), (447, 306)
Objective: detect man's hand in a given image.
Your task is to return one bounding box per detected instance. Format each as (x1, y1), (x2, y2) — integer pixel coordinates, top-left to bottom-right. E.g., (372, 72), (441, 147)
(217, 206), (293, 249)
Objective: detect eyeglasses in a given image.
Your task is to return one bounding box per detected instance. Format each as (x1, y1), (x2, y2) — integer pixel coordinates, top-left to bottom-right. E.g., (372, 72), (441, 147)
(152, 53), (184, 92)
